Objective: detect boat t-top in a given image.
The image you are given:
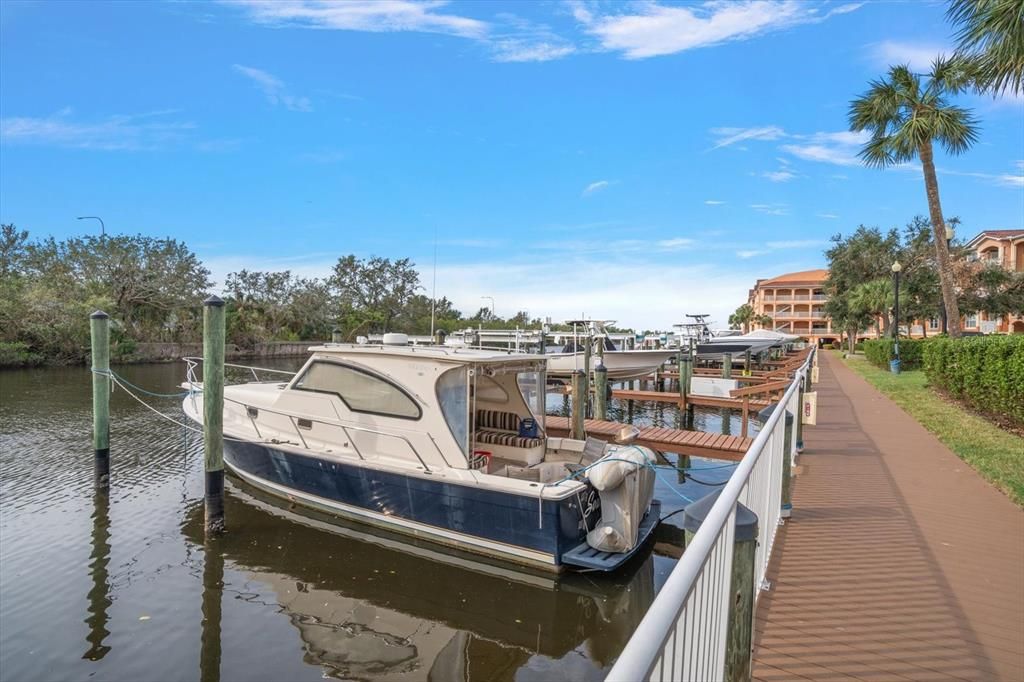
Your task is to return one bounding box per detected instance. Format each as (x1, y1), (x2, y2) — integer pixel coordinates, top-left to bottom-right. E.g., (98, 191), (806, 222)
(545, 320), (676, 381)
(182, 335), (660, 572)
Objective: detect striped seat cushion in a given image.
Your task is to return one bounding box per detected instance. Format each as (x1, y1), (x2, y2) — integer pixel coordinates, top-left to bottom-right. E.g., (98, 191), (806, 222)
(476, 409), (521, 432)
(475, 428), (543, 449)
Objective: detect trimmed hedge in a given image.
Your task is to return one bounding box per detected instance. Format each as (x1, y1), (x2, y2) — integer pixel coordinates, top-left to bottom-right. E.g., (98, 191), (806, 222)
(862, 338), (927, 370)
(923, 335), (1024, 426)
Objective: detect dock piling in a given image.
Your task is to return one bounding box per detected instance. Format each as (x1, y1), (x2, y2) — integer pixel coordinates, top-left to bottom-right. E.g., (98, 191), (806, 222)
(682, 493), (758, 682)
(722, 352), (733, 380)
(203, 296), (226, 535)
(594, 363), (608, 421)
(582, 335), (593, 419)
(90, 310), (111, 489)
(570, 370), (586, 440)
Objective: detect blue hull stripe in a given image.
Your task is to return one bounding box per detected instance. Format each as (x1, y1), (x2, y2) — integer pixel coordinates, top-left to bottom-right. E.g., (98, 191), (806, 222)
(225, 441), (589, 561)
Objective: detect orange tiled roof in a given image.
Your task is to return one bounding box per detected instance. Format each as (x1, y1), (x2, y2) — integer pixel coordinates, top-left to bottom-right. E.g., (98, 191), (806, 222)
(975, 229), (1024, 239)
(758, 269), (829, 286)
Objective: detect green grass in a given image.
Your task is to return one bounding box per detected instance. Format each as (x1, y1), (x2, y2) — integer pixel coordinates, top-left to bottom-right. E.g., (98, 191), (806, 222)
(837, 351), (1024, 506)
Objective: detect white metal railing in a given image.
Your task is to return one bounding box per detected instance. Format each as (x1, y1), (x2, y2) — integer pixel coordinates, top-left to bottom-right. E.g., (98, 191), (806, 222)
(607, 349), (812, 682)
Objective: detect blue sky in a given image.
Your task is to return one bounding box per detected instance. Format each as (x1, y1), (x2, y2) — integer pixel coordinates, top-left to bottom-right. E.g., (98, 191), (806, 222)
(2, 0), (1022, 329)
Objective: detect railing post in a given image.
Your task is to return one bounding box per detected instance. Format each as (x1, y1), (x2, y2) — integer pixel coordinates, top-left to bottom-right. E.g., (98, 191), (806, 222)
(203, 296), (226, 535)
(570, 370), (586, 440)
(90, 310), (111, 489)
(594, 363), (608, 421)
(781, 407), (794, 519)
(722, 352), (733, 379)
(682, 492), (758, 682)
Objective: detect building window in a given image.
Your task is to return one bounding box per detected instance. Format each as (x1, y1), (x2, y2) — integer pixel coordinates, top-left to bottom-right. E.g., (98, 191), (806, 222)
(981, 247), (999, 263)
(928, 318), (939, 330)
(966, 312), (978, 328)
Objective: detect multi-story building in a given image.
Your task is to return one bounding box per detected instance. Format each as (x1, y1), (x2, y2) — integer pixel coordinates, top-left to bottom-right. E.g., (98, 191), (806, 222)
(962, 229), (1024, 334)
(747, 269), (839, 345)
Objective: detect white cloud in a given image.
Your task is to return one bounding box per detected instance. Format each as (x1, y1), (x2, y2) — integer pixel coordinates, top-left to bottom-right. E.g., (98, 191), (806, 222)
(582, 180), (611, 196)
(573, 0), (861, 59)
(657, 237), (694, 250)
(871, 40), (949, 72)
(233, 64), (312, 111)
(224, 0), (488, 39)
(751, 203), (789, 216)
(816, 212), (840, 219)
(490, 39), (574, 62)
(779, 143), (860, 166)
(938, 165), (1024, 188)
(704, 200), (726, 205)
(762, 170), (796, 182)
(736, 249), (767, 259)
(0, 109), (196, 150)
(710, 125), (785, 150)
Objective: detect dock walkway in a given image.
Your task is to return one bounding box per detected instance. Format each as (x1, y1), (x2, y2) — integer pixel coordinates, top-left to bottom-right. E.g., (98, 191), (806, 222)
(752, 352), (1024, 681)
(545, 416), (752, 461)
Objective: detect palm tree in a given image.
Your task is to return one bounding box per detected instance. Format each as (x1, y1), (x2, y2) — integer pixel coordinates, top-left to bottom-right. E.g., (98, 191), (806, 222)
(849, 279), (894, 339)
(728, 304), (754, 333)
(947, 0), (1024, 95)
(757, 314), (774, 330)
(849, 59), (978, 338)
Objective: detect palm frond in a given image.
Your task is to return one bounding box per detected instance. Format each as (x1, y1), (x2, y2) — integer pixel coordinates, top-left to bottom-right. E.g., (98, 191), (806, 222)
(947, 0), (1024, 95)
(858, 134), (897, 168)
(933, 106), (981, 155)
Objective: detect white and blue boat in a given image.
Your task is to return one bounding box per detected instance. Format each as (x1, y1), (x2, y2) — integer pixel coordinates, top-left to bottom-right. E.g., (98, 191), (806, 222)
(182, 335), (660, 572)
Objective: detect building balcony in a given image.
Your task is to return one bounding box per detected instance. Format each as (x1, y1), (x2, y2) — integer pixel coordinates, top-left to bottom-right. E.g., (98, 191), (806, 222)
(774, 311), (827, 319)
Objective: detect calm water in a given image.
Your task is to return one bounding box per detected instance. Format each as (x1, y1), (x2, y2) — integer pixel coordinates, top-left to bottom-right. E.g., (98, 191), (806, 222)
(0, 361), (751, 682)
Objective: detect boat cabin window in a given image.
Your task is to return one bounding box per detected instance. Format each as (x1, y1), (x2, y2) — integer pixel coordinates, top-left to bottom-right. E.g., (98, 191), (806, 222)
(293, 361), (421, 420)
(516, 370), (546, 426)
(436, 366), (469, 455)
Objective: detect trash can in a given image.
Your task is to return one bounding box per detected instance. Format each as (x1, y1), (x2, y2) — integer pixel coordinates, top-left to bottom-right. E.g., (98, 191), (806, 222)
(889, 359), (901, 374)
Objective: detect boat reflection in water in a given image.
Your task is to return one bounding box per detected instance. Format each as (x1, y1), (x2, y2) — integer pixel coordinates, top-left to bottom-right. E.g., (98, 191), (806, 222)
(182, 485), (658, 681)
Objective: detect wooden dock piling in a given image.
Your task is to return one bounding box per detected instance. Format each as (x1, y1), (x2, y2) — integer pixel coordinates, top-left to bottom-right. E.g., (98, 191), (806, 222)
(594, 363), (608, 421)
(722, 352), (733, 380)
(203, 296), (226, 534)
(90, 310), (111, 489)
(582, 336), (592, 418)
(570, 370), (585, 440)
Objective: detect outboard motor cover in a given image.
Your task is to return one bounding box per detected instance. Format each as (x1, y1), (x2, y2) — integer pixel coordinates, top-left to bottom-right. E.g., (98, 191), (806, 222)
(584, 445), (657, 553)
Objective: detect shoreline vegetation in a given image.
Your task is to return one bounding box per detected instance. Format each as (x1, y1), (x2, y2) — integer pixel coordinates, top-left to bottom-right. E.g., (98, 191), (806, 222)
(0, 225), (597, 368)
(838, 350), (1024, 506)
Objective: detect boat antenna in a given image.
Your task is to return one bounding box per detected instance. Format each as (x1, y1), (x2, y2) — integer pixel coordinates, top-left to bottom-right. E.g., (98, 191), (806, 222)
(429, 226), (438, 340)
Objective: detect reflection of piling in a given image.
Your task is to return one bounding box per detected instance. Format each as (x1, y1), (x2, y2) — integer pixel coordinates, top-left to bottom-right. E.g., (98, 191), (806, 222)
(82, 492), (111, 661)
(199, 537), (223, 682)
(721, 408), (732, 436)
(90, 311), (111, 489)
(570, 370), (585, 440)
(203, 296), (226, 535)
(594, 363), (608, 421)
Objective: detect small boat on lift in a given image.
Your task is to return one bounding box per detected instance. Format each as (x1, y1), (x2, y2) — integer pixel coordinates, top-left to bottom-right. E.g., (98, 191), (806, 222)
(545, 320), (676, 381)
(182, 335), (660, 572)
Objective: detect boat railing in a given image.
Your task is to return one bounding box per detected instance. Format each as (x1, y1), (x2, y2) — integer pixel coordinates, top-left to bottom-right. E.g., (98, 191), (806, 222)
(606, 348), (813, 682)
(183, 356), (297, 385)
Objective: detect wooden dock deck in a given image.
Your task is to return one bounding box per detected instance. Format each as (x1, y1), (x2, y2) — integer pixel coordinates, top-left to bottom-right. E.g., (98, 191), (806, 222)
(752, 352), (1024, 681)
(546, 416), (752, 461)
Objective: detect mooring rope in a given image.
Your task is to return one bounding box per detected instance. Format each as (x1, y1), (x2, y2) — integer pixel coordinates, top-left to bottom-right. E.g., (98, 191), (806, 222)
(91, 368), (190, 398)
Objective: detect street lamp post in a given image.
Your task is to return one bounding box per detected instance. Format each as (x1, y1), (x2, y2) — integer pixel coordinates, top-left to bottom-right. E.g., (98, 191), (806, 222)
(77, 216), (106, 236)
(480, 296), (495, 319)
(891, 260), (902, 374)
(941, 223), (954, 335)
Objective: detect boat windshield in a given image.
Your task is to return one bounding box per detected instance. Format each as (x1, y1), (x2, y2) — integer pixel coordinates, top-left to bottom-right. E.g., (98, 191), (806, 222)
(516, 369), (546, 432)
(436, 366), (469, 456)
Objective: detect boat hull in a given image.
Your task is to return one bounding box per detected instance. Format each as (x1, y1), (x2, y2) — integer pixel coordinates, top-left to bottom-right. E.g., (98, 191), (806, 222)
(546, 350), (676, 380)
(222, 439), (594, 571)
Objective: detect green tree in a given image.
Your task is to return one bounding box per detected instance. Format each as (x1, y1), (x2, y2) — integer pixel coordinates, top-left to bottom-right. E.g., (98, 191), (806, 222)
(850, 59), (979, 338)
(757, 314), (774, 329)
(947, 0), (1024, 95)
(329, 255), (421, 334)
(728, 304), (755, 333)
(849, 279), (894, 338)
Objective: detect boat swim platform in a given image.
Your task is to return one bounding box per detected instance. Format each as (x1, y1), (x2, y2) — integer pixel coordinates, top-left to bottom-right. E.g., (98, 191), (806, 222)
(546, 416), (751, 461)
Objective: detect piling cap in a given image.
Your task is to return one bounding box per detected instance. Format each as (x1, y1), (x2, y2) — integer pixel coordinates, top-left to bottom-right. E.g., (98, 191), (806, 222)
(203, 295), (225, 307)
(756, 403), (793, 426)
(90, 310), (109, 320)
(594, 361), (607, 371)
(681, 489), (758, 541)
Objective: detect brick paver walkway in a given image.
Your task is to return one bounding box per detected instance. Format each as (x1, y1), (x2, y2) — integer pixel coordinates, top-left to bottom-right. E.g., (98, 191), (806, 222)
(752, 352), (1024, 681)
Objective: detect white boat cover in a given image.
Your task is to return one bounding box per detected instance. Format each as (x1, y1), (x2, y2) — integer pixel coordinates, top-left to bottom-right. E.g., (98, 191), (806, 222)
(584, 446), (657, 553)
